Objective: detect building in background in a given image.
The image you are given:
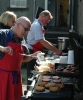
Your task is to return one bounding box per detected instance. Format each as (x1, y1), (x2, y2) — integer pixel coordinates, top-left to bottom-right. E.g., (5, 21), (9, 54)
(0, 0), (83, 35)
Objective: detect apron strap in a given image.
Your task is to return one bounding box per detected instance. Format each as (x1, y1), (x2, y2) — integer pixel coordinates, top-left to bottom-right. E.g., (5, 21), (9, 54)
(12, 71), (20, 84)
(0, 68), (20, 84)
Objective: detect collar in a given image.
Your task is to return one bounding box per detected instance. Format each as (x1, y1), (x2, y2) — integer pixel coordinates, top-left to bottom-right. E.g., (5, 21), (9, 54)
(9, 28), (23, 43)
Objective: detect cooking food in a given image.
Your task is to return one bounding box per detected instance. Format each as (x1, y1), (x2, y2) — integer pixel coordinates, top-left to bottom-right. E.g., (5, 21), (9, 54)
(38, 82), (47, 87)
(56, 83), (64, 88)
(49, 86), (59, 92)
(52, 76), (60, 79)
(45, 83), (55, 89)
(42, 76), (51, 79)
(56, 66), (64, 71)
(53, 79), (61, 83)
(42, 78), (51, 82)
(63, 68), (71, 72)
(36, 65), (50, 72)
(35, 86), (45, 92)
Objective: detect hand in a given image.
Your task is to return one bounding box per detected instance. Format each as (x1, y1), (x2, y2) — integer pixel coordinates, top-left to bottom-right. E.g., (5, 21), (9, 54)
(2, 46), (13, 55)
(55, 50), (62, 56)
(31, 51), (45, 59)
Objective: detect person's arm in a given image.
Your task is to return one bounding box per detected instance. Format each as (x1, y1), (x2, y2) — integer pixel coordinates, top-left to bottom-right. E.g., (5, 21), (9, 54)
(0, 30), (13, 55)
(0, 45), (13, 55)
(39, 39), (62, 55)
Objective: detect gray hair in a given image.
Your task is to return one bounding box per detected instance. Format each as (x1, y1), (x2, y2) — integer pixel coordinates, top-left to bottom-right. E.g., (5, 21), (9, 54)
(0, 11), (17, 25)
(39, 10), (53, 19)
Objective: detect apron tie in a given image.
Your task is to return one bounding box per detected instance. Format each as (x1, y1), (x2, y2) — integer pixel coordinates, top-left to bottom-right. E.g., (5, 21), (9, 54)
(12, 71), (20, 84)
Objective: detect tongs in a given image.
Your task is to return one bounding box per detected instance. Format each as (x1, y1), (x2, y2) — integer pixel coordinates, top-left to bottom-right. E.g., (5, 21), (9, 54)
(19, 53), (29, 56)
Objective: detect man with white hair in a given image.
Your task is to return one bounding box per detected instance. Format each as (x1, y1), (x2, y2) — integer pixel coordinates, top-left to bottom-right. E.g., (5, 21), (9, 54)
(0, 16), (41, 100)
(26, 10), (62, 85)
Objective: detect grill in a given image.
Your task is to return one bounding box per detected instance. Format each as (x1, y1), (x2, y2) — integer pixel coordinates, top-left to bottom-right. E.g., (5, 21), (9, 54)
(21, 73), (76, 100)
(21, 60), (79, 100)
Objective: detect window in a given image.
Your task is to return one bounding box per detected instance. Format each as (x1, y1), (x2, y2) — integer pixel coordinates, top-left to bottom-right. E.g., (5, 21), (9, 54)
(10, 0), (27, 8)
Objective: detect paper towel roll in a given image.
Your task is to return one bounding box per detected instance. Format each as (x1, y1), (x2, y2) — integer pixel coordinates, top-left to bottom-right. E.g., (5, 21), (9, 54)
(67, 50), (74, 64)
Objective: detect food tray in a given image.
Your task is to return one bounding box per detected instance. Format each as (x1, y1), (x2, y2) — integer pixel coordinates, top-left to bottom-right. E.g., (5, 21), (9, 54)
(54, 63), (79, 78)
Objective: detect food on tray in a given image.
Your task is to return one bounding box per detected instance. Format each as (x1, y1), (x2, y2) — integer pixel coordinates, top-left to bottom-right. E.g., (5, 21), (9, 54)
(42, 76), (51, 79)
(71, 65), (79, 70)
(52, 76), (60, 79)
(36, 65), (51, 72)
(43, 60), (51, 66)
(56, 66), (64, 71)
(66, 65), (79, 70)
(35, 86), (45, 92)
(36, 58), (55, 73)
(42, 78), (51, 82)
(38, 82), (47, 87)
(66, 65), (72, 70)
(56, 83), (64, 88)
(56, 68), (63, 71)
(53, 79), (61, 83)
(37, 53), (45, 61)
(45, 83), (55, 89)
(55, 64), (79, 74)
(63, 69), (71, 72)
(49, 86), (59, 92)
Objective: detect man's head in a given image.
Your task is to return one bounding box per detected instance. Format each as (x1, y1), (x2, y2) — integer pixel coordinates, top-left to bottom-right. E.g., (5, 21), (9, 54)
(38, 10), (53, 25)
(12, 16), (31, 38)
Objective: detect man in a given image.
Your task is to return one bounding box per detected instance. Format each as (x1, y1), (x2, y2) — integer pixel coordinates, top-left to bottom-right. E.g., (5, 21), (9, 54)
(26, 10), (62, 85)
(0, 16), (41, 100)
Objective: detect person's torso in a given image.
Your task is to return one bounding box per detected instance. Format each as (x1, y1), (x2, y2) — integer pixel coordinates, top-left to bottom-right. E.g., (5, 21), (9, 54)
(27, 19), (45, 49)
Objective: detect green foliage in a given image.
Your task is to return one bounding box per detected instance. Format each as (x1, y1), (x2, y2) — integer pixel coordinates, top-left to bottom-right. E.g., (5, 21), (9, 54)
(21, 62), (27, 68)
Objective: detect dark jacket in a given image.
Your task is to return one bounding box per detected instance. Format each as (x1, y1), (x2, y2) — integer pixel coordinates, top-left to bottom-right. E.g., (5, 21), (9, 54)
(0, 29), (29, 59)
(0, 23), (10, 29)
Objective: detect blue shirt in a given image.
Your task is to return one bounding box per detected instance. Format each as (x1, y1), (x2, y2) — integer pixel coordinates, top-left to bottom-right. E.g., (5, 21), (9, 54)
(0, 28), (29, 59)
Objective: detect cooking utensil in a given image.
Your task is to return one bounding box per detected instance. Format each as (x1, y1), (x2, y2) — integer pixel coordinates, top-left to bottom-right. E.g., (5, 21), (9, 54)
(19, 53), (29, 56)
(25, 79), (36, 99)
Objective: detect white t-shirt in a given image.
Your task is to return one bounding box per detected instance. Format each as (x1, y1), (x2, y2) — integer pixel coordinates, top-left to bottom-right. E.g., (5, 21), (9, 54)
(27, 19), (45, 49)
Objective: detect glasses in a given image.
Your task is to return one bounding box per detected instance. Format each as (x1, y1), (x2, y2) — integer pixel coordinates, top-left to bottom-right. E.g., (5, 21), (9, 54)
(19, 23), (29, 31)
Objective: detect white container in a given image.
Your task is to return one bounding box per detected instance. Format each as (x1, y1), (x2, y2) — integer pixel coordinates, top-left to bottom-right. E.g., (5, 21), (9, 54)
(37, 53), (45, 61)
(59, 56), (68, 64)
(67, 50), (74, 64)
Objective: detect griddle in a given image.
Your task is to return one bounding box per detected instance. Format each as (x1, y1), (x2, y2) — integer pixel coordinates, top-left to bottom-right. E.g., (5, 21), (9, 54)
(31, 74), (74, 100)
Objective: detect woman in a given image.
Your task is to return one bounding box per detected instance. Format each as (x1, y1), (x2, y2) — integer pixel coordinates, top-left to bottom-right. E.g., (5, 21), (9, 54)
(0, 11), (17, 29)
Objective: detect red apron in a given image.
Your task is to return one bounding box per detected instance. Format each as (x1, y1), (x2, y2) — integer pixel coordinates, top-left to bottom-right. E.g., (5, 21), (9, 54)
(32, 27), (45, 52)
(0, 42), (24, 100)
(32, 42), (44, 52)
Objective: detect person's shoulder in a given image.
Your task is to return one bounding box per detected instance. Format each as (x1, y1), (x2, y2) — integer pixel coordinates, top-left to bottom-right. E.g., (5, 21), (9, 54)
(32, 19), (41, 28)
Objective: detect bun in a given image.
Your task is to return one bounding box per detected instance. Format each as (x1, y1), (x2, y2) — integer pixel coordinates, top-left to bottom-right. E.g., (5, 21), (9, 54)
(45, 83), (55, 89)
(49, 86), (59, 92)
(35, 86), (45, 92)
(38, 82), (47, 87)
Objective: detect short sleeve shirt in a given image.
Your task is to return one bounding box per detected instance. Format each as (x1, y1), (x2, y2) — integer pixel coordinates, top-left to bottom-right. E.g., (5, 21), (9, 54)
(27, 19), (45, 49)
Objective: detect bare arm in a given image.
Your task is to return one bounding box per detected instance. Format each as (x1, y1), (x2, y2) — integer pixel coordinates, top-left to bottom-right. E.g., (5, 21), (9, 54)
(39, 39), (62, 55)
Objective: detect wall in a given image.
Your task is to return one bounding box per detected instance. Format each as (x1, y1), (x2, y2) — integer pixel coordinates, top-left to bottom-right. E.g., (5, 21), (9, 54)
(0, 0), (33, 21)
(74, 0), (83, 35)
